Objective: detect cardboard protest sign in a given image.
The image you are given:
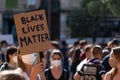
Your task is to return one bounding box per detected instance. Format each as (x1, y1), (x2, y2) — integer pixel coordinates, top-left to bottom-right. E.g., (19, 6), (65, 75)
(14, 10), (51, 55)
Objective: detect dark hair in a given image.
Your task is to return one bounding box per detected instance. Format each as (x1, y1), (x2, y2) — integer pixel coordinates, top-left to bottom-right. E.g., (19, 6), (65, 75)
(111, 38), (120, 46)
(84, 44), (92, 52)
(79, 40), (88, 47)
(51, 41), (59, 49)
(0, 40), (8, 48)
(92, 45), (102, 56)
(6, 46), (17, 63)
(50, 49), (64, 60)
(74, 41), (79, 47)
(61, 40), (67, 46)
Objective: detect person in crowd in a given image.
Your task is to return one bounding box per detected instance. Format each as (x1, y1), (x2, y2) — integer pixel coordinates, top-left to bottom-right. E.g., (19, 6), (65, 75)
(102, 49), (110, 59)
(70, 41), (81, 79)
(70, 40), (89, 79)
(0, 46), (17, 71)
(70, 41), (80, 63)
(110, 38), (120, 48)
(79, 40), (89, 53)
(76, 44), (92, 73)
(45, 49), (68, 80)
(60, 40), (68, 71)
(104, 46), (120, 80)
(0, 40), (8, 63)
(102, 38), (120, 72)
(74, 45), (106, 80)
(66, 44), (73, 58)
(79, 39), (89, 62)
(17, 48), (46, 80)
(106, 41), (113, 51)
(45, 41), (59, 69)
(0, 69), (25, 80)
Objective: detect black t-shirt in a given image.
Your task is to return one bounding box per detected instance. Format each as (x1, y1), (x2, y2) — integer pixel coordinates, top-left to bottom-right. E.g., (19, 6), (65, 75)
(78, 58), (106, 80)
(1, 53), (5, 62)
(45, 68), (68, 80)
(102, 55), (111, 72)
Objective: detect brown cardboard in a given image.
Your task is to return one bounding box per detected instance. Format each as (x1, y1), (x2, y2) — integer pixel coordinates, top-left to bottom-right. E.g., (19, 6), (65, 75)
(14, 10), (51, 55)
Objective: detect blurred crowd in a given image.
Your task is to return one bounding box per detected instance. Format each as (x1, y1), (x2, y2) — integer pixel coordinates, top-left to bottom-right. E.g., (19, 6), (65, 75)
(0, 38), (120, 80)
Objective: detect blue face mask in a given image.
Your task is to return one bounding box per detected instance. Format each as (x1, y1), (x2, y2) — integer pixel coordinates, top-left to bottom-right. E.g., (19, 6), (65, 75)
(1, 48), (7, 52)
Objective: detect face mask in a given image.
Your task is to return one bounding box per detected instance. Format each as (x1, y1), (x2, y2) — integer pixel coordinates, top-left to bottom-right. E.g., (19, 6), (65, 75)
(12, 56), (17, 63)
(51, 60), (62, 67)
(1, 48), (7, 52)
(21, 53), (37, 65)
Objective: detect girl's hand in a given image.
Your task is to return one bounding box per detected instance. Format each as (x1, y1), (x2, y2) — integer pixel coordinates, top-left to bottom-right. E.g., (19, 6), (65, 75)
(30, 63), (44, 80)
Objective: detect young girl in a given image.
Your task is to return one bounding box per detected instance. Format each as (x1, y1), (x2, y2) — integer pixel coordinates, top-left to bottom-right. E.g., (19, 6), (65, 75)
(104, 46), (120, 80)
(17, 48), (46, 80)
(0, 46), (17, 71)
(45, 49), (68, 80)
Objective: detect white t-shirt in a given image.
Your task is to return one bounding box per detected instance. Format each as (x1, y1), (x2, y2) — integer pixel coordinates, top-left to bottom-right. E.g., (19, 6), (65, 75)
(77, 58), (88, 71)
(24, 72), (41, 80)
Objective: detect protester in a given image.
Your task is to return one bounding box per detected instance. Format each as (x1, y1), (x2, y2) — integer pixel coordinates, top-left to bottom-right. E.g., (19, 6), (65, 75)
(17, 48), (46, 80)
(70, 48), (81, 79)
(102, 38), (120, 72)
(45, 49), (68, 80)
(0, 40), (8, 63)
(76, 44), (92, 73)
(104, 46), (120, 80)
(102, 49), (110, 59)
(0, 68), (25, 80)
(70, 41), (80, 58)
(0, 46), (17, 71)
(70, 40), (89, 79)
(79, 40), (89, 61)
(60, 40), (68, 71)
(74, 45), (106, 80)
(45, 41), (59, 69)
(70, 41), (81, 79)
(74, 44), (92, 80)
(66, 44), (73, 58)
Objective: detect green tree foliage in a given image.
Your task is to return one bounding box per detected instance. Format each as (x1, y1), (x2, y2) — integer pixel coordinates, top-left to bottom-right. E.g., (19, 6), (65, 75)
(67, 0), (119, 39)
(102, 0), (120, 17)
(87, 0), (110, 17)
(67, 8), (95, 38)
(67, 0), (105, 38)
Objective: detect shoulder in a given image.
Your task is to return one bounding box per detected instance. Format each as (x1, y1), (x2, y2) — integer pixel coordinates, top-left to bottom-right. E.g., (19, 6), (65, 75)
(77, 59), (87, 71)
(104, 72), (111, 80)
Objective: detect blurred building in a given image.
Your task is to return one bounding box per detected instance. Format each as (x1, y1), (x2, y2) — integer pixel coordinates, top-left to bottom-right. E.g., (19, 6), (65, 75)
(0, 0), (41, 44)
(0, 0), (41, 33)
(60, 0), (80, 40)
(0, 0), (81, 42)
